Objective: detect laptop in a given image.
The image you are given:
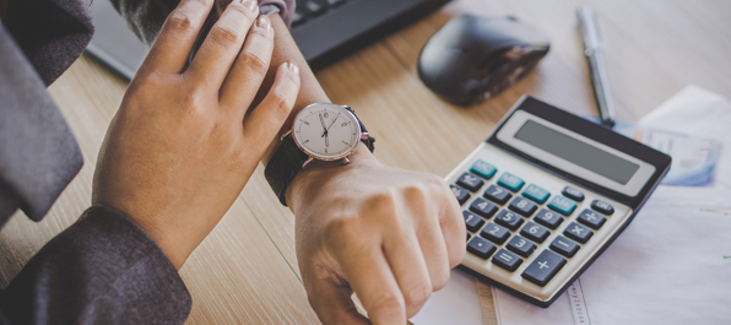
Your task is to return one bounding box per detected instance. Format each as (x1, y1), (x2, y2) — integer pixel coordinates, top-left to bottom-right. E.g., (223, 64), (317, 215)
(86, 0), (450, 80)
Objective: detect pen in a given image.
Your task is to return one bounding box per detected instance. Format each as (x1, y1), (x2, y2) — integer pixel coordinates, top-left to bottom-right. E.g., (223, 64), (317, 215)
(577, 4), (616, 127)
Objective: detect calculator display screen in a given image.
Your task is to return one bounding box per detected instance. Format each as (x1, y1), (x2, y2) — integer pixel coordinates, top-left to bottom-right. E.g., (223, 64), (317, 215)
(514, 120), (640, 185)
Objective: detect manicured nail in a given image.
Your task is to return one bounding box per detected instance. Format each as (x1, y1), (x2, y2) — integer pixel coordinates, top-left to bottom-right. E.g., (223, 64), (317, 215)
(257, 15), (271, 31)
(287, 61), (299, 75)
(242, 0), (257, 12)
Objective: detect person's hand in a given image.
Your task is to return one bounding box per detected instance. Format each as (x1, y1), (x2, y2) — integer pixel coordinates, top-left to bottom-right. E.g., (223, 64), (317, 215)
(289, 147), (466, 324)
(92, 0), (300, 269)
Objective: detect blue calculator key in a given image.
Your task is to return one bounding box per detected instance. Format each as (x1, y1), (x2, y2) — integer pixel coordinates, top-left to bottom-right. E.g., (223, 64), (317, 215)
(495, 210), (524, 230)
(534, 208), (564, 229)
(591, 199), (615, 215)
(463, 211), (486, 232)
(550, 236), (580, 258)
(497, 172), (525, 192)
(469, 198), (498, 218)
(457, 172), (484, 192)
(522, 250), (567, 287)
(508, 196), (537, 217)
(467, 237), (496, 259)
(480, 222), (510, 245)
(562, 186), (585, 202)
(577, 209), (606, 229)
(547, 195), (577, 216)
(520, 221), (550, 243)
(507, 235), (537, 257)
(492, 249), (523, 272)
(564, 222), (593, 243)
(522, 184), (550, 204)
(483, 185), (512, 205)
(470, 160), (497, 179)
(450, 184), (471, 205)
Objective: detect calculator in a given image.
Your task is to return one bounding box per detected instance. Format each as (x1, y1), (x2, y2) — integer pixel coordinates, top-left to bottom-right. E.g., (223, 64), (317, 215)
(446, 96), (671, 307)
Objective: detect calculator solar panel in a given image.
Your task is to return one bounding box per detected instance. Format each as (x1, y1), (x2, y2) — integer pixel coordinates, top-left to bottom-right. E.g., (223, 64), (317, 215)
(446, 96), (671, 307)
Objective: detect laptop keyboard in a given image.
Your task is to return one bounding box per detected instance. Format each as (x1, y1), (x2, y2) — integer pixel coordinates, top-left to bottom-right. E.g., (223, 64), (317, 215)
(293, 0), (348, 27)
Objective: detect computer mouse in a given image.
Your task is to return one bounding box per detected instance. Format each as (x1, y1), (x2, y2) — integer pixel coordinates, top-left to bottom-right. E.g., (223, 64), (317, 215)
(418, 15), (550, 106)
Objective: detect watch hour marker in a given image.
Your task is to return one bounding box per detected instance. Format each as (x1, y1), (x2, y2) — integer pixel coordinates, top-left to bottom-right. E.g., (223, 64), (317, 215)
(303, 121), (310, 125)
(303, 139), (309, 144)
(342, 141), (349, 145)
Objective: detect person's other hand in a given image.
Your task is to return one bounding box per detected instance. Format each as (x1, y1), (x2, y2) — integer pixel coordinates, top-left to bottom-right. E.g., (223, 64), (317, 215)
(92, 0), (300, 269)
(289, 147), (466, 324)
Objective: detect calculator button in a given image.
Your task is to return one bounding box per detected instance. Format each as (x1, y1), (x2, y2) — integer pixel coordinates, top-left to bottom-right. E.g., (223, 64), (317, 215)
(577, 209), (606, 229)
(563, 222), (593, 243)
(466, 231), (471, 241)
(534, 208), (564, 229)
(463, 211), (486, 232)
(507, 235), (537, 257)
(492, 249), (523, 272)
(520, 222), (550, 243)
(495, 210), (524, 230)
(508, 196), (537, 217)
(497, 172), (525, 192)
(547, 196), (577, 216)
(457, 172), (484, 192)
(591, 199), (614, 215)
(467, 237), (496, 259)
(521, 250), (567, 287)
(483, 185), (512, 205)
(450, 184), (471, 205)
(549, 236), (580, 258)
(480, 222), (510, 245)
(469, 198), (498, 218)
(561, 186), (585, 202)
(470, 160), (497, 179)
(522, 184), (550, 204)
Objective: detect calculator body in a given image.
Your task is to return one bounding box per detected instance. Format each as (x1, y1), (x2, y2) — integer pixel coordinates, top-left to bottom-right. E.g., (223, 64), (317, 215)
(446, 96), (671, 307)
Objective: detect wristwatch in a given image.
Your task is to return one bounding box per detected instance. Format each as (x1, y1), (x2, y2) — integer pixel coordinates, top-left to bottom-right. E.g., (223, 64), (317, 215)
(265, 102), (375, 206)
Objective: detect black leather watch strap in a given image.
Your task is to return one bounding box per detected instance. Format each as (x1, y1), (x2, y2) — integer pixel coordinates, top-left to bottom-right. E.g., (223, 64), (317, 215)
(265, 106), (374, 206)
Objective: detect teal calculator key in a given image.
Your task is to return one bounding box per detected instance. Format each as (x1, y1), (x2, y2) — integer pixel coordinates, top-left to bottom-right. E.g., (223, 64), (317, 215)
(522, 184), (550, 203)
(497, 172), (525, 192)
(470, 160), (497, 179)
(548, 196), (577, 216)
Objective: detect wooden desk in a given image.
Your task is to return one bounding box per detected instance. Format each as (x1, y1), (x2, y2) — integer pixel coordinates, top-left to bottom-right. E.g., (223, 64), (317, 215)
(1, 0), (729, 323)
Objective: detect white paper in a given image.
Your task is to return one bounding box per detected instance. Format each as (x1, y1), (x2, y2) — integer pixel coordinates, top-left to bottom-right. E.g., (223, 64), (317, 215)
(410, 268), (483, 325)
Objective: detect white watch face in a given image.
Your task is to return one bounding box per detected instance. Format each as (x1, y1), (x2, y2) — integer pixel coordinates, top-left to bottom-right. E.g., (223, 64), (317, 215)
(293, 103), (361, 160)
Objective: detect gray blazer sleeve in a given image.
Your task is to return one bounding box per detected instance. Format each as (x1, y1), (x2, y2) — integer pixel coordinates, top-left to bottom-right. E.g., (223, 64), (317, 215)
(0, 205), (191, 325)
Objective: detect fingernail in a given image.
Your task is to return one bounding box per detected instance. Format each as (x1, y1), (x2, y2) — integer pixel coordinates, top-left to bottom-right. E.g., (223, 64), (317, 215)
(287, 61), (299, 75)
(257, 15), (271, 31)
(242, 0), (257, 12)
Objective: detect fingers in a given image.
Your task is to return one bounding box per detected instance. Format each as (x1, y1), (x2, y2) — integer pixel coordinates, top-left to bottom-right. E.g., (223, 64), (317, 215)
(439, 184), (467, 268)
(243, 62), (300, 151)
(305, 271), (371, 325)
(140, 0), (213, 75)
(383, 227), (432, 319)
(416, 209), (451, 293)
(186, 0), (260, 88)
(219, 15), (275, 118)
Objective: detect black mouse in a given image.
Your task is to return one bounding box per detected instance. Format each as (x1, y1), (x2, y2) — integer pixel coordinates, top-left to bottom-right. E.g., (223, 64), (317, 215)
(418, 15), (550, 106)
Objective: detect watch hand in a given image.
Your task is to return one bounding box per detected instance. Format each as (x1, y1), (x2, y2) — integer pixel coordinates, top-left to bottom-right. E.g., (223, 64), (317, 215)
(325, 133), (329, 147)
(325, 113), (341, 131)
(319, 113), (327, 131)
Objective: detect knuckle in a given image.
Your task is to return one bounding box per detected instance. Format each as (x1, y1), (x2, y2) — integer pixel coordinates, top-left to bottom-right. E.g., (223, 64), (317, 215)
(323, 218), (357, 248)
(432, 268), (450, 291)
(228, 1), (258, 20)
(370, 293), (404, 318)
(209, 25), (241, 47)
(404, 281), (432, 309)
(166, 11), (197, 34)
(269, 93), (294, 120)
(239, 51), (270, 77)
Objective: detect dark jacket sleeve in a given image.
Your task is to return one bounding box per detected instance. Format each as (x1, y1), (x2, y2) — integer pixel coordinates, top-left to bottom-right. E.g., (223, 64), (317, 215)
(0, 206), (191, 325)
(110, 0), (295, 46)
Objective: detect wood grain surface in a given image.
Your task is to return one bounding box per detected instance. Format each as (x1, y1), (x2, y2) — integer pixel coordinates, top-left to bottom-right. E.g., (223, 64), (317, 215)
(1, 0), (729, 324)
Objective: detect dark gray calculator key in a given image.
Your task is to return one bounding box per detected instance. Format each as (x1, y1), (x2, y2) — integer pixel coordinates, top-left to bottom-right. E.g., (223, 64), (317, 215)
(492, 249), (523, 272)
(520, 221), (550, 243)
(521, 250), (567, 286)
(507, 235), (537, 257)
(470, 198), (498, 218)
(466, 231), (471, 241)
(495, 210), (524, 230)
(577, 209), (606, 229)
(550, 236), (580, 258)
(483, 185), (512, 205)
(534, 208), (564, 229)
(457, 172), (484, 192)
(564, 222), (593, 243)
(463, 211), (486, 232)
(562, 186), (585, 202)
(591, 199), (615, 215)
(508, 196), (537, 217)
(467, 237), (496, 259)
(450, 185), (471, 205)
(480, 222), (510, 245)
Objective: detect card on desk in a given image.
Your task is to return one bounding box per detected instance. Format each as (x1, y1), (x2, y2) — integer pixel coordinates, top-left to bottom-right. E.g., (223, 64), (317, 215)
(445, 96), (671, 307)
